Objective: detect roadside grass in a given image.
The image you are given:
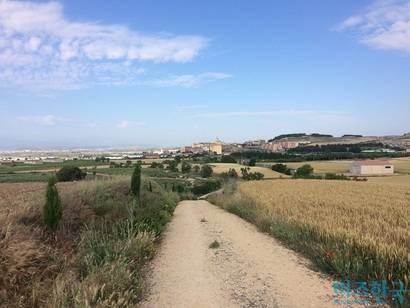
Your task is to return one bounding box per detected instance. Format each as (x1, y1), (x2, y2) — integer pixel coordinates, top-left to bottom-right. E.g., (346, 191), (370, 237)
(0, 176), (179, 307)
(208, 180), (410, 305)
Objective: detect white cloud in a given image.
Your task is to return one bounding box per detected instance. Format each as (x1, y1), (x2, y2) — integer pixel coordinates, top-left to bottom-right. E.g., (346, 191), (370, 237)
(0, 0), (213, 92)
(335, 0), (410, 53)
(117, 120), (130, 129)
(148, 72), (231, 88)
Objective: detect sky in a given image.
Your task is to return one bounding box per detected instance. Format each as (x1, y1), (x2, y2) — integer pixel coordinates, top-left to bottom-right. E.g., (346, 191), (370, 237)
(0, 0), (409, 149)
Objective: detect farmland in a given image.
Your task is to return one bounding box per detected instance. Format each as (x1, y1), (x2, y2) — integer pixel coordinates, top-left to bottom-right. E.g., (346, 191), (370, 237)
(210, 163), (290, 179)
(283, 157), (410, 175)
(208, 179), (410, 303)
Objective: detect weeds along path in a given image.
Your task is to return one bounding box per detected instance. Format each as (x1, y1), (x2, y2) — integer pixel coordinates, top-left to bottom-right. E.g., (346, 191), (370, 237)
(141, 200), (340, 308)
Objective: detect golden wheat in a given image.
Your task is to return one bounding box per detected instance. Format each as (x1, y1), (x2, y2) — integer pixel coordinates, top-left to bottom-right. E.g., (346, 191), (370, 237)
(239, 180), (410, 251)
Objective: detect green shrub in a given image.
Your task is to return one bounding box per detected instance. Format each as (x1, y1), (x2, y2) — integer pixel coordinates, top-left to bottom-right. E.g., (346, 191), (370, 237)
(192, 180), (221, 195)
(199, 164), (213, 178)
(271, 163), (291, 175)
(294, 164), (314, 178)
(240, 167), (264, 181)
(56, 166), (86, 182)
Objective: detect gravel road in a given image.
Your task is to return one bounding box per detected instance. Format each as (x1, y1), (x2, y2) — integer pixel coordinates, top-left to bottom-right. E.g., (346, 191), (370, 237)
(140, 200), (379, 307)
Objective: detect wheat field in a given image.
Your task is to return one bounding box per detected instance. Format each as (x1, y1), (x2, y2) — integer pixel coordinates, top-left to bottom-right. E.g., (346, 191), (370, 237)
(239, 180), (410, 249)
(225, 179), (410, 289)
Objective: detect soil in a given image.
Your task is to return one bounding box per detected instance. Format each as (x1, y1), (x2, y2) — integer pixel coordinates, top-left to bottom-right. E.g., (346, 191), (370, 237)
(140, 200), (386, 307)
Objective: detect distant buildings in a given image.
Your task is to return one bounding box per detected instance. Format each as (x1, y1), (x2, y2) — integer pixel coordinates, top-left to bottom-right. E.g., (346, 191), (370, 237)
(210, 137), (222, 155)
(349, 160), (394, 175)
(183, 137), (224, 155)
(180, 137), (299, 155)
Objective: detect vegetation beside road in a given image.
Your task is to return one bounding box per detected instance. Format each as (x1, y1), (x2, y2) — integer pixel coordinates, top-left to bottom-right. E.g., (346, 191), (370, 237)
(0, 176), (179, 307)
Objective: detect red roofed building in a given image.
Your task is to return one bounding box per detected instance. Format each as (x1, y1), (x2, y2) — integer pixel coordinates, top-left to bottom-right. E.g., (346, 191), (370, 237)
(349, 160), (394, 175)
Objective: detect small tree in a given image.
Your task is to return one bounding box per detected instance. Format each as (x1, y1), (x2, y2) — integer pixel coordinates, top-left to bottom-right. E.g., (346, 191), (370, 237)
(199, 164), (213, 178)
(181, 161), (192, 174)
(43, 176), (62, 231)
(271, 163), (291, 175)
(193, 165), (200, 174)
(295, 164), (314, 178)
(166, 160), (179, 173)
(131, 163), (142, 201)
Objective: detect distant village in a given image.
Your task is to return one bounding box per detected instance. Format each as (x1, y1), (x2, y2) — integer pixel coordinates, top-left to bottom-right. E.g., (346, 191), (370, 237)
(1, 135), (409, 164)
(0, 137), (304, 163)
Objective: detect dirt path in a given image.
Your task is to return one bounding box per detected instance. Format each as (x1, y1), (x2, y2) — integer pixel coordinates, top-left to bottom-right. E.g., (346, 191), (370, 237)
(140, 200), (373, 307)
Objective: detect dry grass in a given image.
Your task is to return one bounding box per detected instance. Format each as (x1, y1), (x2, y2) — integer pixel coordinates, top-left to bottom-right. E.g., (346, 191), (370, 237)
(0, 181), (97, 307)
(0, 177), (178, 307)
(0, 179), (127, 307)
(209, 163), (290, 179)
(368, 174), (410, 185)
(284, 160), (352, 174)
(389, 157), (410, 174)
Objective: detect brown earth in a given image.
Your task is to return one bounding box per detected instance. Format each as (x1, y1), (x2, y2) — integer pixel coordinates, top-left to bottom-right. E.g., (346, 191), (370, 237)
(141, 200), (384, 307)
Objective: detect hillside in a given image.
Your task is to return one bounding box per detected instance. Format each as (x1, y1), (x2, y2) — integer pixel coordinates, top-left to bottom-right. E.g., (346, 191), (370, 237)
(269, 133), (410, 146)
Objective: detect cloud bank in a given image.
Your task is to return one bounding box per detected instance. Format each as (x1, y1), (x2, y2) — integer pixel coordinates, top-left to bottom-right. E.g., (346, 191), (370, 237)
(336, 0), (410, 53)
(0, 1), (227, 92)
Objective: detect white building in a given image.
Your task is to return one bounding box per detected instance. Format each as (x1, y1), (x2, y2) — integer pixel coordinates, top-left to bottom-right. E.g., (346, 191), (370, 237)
(349, 160), (394, 175)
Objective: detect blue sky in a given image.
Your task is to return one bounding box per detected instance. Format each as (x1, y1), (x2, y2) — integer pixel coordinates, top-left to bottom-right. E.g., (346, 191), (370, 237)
(0, 0), (409, 148)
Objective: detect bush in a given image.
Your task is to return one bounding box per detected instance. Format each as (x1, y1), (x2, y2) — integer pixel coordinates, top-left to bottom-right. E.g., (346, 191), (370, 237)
(271, 163), (291, 175)
(192, 180), (221, 195)
(324, 173), (350, 181)
(294, 164), (314, 178)
(220, 155), (237, 163)
(43, 176), (62, 231)
(56, 166), (86, 182)
(240, 167), (264, 181)
(199, 164), (213, 178)
(220, 168), (239, 181)
(181, 161), (192, 174)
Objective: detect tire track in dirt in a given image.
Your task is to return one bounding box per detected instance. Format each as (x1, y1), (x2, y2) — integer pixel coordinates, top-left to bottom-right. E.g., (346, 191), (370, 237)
(140, 200), (380, 307)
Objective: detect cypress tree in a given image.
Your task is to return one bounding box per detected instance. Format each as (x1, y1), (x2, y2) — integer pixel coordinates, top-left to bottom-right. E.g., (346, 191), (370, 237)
(131, 163), (142, 201)
(43, 176), (62, 231)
